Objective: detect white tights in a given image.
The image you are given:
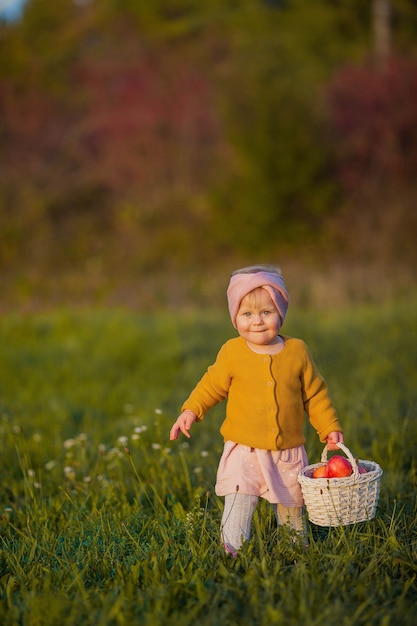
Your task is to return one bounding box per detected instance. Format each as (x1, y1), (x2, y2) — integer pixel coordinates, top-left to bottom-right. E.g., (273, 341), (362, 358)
(221, 493), (306, 553)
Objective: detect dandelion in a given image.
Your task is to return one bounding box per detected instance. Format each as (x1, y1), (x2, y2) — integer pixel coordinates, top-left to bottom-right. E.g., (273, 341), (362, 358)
(134, 425), (147, 434)
(131, 433), (140, 441)
(193, 467), (203, 474)
(200, 450), (209, 457)
(45, 461), (57, 471)
(64, 438), (76, 450)
(83, 476), (92, 483)
(117, 436), (129, 446)
(64, 466), (76, 479)
(12, 425), (21, 434)
(98, 443), (107, 455)
(151, 443), (161, 450)
(27, 469), (36, 478)
(33, 433), (42, 442)
(179, 442), (189, 450)
(155, 408), (163, 415)
(34, 482), (42, 489)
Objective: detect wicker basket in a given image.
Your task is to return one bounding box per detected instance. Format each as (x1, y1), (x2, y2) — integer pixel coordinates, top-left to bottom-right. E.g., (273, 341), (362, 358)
(297, 442), (383, 527)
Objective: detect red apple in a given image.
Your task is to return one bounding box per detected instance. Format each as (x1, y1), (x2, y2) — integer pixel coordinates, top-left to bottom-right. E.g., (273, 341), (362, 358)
(312, 464), (328, 478)
(327, 455), (353, 478)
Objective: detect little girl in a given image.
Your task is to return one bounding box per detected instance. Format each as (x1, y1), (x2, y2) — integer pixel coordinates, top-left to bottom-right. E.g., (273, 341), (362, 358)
(169, 265), (344, 554)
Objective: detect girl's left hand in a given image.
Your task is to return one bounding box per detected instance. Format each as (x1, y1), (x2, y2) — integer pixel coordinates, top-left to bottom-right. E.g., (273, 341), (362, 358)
(326, 431), (344, 450)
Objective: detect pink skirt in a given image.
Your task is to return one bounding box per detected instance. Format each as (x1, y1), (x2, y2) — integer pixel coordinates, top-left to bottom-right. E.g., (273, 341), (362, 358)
(215, 441), (308, 507)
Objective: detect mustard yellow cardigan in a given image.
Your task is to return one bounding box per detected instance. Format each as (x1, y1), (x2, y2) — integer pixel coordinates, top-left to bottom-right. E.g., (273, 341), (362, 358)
(182, 335), (342, 450)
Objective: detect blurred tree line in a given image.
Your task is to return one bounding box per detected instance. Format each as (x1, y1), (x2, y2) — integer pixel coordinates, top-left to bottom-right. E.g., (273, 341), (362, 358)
(1, 0), (417, 309)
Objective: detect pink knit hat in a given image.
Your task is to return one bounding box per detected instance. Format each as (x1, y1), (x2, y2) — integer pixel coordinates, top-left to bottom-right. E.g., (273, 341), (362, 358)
(227, 265), (289, 328)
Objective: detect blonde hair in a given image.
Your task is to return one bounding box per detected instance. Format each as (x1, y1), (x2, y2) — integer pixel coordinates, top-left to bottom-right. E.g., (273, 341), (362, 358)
(239, 286), (275, 308)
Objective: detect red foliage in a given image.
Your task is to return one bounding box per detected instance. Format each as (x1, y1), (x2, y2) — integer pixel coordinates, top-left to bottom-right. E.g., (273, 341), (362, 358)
(75, 53), (218, 194)
(326, 57), (417, 193)
(0, 80), (63, 185)
(0, 49), (219, 205)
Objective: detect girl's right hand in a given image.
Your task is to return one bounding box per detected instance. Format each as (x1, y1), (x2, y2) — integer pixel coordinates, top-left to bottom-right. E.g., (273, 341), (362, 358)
(169, 410), (197, 440)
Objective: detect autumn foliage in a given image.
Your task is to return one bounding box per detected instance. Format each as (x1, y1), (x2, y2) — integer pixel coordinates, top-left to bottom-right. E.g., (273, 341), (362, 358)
(327, 57), (417, 194)
(1, 1), (417, 309)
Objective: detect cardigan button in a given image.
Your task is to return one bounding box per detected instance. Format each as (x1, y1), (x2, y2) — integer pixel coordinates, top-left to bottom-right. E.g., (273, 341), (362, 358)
(267, 381), (273, 387)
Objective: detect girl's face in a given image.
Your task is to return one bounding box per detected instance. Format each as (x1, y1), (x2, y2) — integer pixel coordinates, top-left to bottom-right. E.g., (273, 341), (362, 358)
(235, 288), (281, 349)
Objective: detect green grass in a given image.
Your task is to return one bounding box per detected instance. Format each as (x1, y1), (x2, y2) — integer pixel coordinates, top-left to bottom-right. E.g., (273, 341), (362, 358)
(0, 299), (416, 625)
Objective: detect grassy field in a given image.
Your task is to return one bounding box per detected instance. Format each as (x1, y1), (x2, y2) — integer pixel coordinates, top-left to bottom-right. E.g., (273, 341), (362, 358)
(0, 298), (416, 625)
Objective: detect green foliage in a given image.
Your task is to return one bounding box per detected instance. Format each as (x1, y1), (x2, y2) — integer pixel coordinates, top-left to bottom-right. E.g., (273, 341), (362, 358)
(0, 300), (416, 624)
(203, 0), (371, 251)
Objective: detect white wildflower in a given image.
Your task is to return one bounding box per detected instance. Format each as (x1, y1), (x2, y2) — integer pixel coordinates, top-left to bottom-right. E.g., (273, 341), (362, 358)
(107, 447), (123, 459)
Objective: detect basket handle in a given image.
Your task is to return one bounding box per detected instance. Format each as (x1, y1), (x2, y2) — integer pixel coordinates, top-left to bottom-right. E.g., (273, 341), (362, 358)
(320, 442), (360, 480)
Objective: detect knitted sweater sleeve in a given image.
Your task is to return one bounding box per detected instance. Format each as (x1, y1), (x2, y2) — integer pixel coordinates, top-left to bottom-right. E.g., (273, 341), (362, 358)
(301, 343), (342, 442)
(181, 343), (231, 420)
